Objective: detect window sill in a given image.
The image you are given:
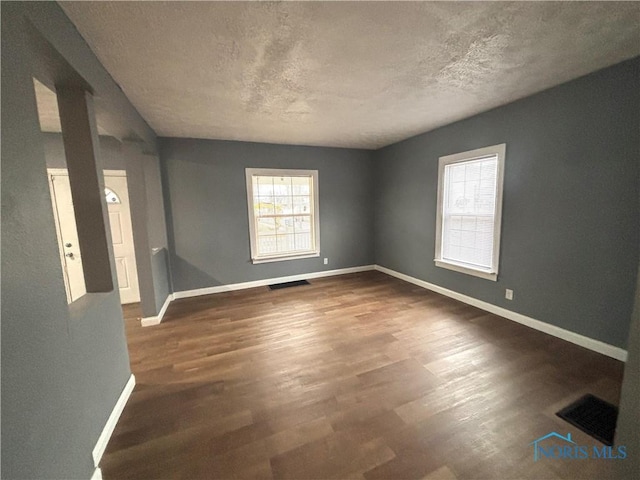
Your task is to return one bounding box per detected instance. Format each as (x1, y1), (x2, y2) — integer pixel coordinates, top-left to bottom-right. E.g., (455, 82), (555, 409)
(434, 259), (498, 281)
(252, 252), (320, 264)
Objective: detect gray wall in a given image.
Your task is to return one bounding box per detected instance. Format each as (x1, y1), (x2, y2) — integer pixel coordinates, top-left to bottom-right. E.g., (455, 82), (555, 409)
(3, 4), (637, 479)
(122, 143), (172, 317)
(1, 2), (156, 479)
(143, 153), (169, 252)
(615, 264), (640, 477)
(151, 248), (172, 312)
(143, 153), (172, 312)
(43, 132), (126, 170)
(374, 58), (640, 348)
(159, 138), (374, 292)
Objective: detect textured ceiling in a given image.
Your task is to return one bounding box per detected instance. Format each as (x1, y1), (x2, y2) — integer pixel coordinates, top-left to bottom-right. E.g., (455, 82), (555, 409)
(59, 1), (639, 149)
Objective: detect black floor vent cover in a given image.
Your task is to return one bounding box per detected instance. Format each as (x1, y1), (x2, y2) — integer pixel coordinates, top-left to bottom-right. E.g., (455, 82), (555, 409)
(556, 394), (618, 446)
(268, 280), (310, 290)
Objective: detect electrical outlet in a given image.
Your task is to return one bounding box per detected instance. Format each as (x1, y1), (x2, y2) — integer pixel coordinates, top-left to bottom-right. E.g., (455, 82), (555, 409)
(505, 289), (514, 300)
(323, 258), (328, 265)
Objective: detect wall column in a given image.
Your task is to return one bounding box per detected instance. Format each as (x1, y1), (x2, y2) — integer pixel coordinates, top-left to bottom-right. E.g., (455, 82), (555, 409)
(123, 141), (158, 318)
(57, 87), (113, 293)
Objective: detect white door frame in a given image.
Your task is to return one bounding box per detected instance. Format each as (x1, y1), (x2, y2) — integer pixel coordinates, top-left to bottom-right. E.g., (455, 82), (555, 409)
(47, 168), (140, 304)
(103, 169), (127, 178)
(47, 170), (75, 303)
(104, 171), (140, 303)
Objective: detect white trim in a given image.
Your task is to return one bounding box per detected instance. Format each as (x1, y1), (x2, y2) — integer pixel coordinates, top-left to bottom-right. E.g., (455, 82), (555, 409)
(144, 264), (627, 362)
(143, 266), (375, 326)
(47, 168), (127, 177)
(173, 265), (375, 299)
(91, 468), (103, 480)
(374, 265), (628, 362)
(92, 374), (136, 467)
(47, 168), (70, 176)
(47, 171), (73, 304)
(103, 169), (126, 177)
(251, 252), (320, 264)
(141, 294), (174, 327)
(434, 260), (497, 281)
(245, 168), (320, 263)
(434, 143), (506, 281)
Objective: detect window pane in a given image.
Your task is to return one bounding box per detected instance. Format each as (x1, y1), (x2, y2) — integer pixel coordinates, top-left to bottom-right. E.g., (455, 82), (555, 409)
(292, 176), (311, 195)
(465, 162), (481, 181)
(276, 217), (295, 234)
(274, 196), (293, 215)
(295, 233), (311, 250)
(294, 216), (311, 232)
(276, 234), (295, 252)
(441, 156), (498, 270)
(460, 215), (476, 231)
(256, 197), (275, 216)
(447, 179), (466, 214)
(248, 170), (318, 260)
(257, 176), (273, 196)
(258, 235), (277, 254)
(293, 195), (311, 214)
(478, 160), (497, 214)
(257, 217), (276, 235)
(272, 176), (292, 196)
(104, 187), (121, 204)
(450, 164), (466, 183)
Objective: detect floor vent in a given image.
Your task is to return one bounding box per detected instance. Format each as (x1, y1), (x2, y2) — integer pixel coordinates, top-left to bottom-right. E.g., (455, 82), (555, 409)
(556, 394), (618, 446)
(268, 280), (310, 290)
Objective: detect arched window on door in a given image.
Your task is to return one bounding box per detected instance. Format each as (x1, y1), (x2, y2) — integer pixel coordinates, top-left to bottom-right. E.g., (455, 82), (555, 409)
(104, 187), (121, 204)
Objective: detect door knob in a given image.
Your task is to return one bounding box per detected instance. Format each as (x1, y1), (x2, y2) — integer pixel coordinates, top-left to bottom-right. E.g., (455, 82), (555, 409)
(65, 252), (74, 258)
(65, 243), (72, 248)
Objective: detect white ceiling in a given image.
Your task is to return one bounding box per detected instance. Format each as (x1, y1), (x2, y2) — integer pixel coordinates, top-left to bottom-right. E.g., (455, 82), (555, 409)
(59, 1), (639, 150)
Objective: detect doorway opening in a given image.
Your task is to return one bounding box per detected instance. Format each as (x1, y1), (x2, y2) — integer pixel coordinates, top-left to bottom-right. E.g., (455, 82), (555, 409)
(34, 78), (141, 305)
(47, 169), (141, 304)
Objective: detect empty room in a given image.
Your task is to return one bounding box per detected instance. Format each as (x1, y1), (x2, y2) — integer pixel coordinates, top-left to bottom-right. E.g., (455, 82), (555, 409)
(2, 2), (640, 480)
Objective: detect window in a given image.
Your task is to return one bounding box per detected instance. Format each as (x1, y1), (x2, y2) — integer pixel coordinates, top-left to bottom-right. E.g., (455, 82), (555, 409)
(104, 187), (121, 204)
(245, 168), (320, 263)
(434, 144), (505, 281)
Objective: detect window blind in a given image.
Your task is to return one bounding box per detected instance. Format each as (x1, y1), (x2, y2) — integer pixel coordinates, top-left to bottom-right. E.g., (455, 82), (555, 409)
(441, 156), (498, 271)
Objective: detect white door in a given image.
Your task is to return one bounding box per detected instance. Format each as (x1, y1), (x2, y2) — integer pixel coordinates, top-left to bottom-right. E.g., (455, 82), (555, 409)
(48, 173), (87, 303)
(104, 173), (140, 304)
(48, 170), (140, 304)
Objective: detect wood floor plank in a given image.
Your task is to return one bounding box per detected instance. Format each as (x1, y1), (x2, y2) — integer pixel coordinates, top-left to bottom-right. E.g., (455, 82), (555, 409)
(106, 271), (624, 479)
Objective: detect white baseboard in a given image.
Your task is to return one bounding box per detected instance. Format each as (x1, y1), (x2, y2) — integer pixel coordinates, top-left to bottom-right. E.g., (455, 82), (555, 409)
(142, 266), (375, 327)
(374, 265), (628, 362)
(142, 264), (626, 362)
(92, 374), (136, 467)
(91, 467), (103, 480)
(141, 294), (174, 327)
(172, 265), (376, 300)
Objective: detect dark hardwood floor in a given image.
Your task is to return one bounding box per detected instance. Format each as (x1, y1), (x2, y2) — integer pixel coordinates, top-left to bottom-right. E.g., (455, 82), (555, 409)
(105, 271), (624, 479)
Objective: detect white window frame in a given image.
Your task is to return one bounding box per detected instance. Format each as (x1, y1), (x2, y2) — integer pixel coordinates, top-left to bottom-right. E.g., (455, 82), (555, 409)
(434, 143), (506, 281)
(245, 168), (320, 264)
